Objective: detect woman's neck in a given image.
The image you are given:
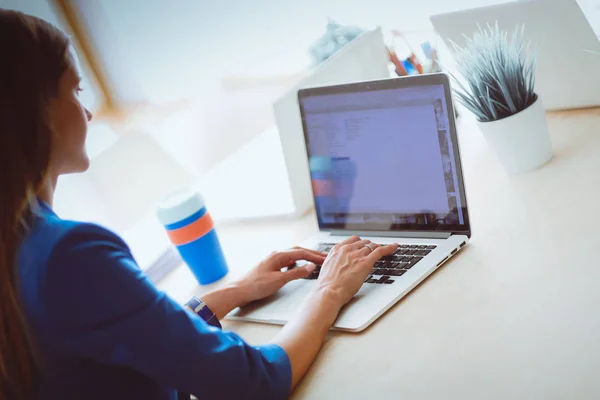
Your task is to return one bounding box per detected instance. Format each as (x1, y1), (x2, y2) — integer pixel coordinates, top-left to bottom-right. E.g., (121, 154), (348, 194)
(37, 174), (58, 207)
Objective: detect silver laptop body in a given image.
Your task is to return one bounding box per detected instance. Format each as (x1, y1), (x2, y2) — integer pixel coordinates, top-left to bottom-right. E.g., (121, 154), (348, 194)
(227, 73), (471, 332)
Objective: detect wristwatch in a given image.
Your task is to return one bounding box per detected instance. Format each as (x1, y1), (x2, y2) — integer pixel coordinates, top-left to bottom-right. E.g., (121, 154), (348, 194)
(184, 296), (222, 329)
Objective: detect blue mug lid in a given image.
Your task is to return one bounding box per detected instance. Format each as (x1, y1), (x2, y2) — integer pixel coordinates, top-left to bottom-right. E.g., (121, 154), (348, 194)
(156, 189), (205, 226)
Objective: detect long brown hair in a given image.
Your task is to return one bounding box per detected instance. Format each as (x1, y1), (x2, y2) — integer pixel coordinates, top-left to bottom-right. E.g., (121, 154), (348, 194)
(0, 9), (70, 399)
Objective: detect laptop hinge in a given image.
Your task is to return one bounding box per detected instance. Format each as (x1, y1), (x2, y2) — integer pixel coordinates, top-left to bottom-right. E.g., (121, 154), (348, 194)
(328, 230), (452, 239)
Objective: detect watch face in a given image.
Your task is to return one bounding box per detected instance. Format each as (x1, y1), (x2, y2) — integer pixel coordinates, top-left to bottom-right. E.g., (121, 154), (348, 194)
(184, 297), (222, 328)
(184, 297), (204, 313)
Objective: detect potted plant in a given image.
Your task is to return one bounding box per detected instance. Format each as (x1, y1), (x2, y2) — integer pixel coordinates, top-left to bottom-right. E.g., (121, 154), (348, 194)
(450, 23), (552, 173)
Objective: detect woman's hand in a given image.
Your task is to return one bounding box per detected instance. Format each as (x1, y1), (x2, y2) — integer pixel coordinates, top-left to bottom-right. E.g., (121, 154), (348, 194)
(234, 247), (327, 305)
(200, 247), (325, 320)
(315, 236), (398, 307)
(271, 236), (398, 389)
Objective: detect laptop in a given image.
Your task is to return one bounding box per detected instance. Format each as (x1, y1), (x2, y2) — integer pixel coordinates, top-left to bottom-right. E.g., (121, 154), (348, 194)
(430, 0), (600, 111)
(226, 73), (471, 332)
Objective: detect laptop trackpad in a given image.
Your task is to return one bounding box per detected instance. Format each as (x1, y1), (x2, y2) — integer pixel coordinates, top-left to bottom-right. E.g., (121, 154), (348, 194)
(227, 278), (382, 324)
(228, 279), (314, 321)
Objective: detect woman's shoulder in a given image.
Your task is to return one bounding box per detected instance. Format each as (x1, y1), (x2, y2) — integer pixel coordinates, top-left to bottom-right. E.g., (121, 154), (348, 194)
(18, 209), (133, 291)
(18, 210), (156, 350)
(21, 212), (127, 263)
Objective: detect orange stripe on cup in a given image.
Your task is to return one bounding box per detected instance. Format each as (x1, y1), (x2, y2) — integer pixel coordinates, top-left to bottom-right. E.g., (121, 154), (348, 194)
(166, 212), (214, 246)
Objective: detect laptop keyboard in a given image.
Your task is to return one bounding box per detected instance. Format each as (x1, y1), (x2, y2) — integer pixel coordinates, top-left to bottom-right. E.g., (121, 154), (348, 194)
(302, 243), (437, 285)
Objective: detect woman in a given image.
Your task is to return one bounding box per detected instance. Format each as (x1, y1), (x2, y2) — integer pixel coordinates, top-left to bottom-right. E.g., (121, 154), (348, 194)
(0, 10), (397, 399)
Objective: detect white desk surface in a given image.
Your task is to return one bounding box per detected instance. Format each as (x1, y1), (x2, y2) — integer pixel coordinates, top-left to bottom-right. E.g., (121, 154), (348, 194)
(158, 108), (600, 399)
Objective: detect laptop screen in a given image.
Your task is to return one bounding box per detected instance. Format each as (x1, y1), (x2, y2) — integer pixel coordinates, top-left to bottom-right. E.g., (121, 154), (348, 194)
(298, 75), (470, 234)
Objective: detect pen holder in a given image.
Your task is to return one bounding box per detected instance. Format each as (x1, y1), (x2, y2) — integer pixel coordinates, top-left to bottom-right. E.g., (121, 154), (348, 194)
(156, 190), (228, 285)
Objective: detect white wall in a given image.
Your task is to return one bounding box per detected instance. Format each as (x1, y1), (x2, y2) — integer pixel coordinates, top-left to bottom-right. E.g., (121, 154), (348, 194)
(72, 0), (531, 107)
(7, 0), (599, 109)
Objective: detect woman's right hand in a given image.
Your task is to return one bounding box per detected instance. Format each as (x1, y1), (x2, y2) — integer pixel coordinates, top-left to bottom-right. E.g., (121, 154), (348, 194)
(315, 236), (399, 307)
(273, 236), (398, 389)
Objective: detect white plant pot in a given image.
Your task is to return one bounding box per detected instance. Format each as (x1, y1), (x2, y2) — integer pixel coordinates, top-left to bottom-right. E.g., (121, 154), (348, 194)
(476, 97), (552, 173)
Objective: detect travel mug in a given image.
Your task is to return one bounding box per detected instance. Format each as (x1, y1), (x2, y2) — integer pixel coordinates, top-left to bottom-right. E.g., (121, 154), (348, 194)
(156, 190), (228, 285)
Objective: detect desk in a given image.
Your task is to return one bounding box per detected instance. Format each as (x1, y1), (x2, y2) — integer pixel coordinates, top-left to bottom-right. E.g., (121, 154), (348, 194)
(158, 109), (600, 399)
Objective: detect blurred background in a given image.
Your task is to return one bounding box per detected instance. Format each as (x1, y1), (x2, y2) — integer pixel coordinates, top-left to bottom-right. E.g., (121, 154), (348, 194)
(3, 0), (600, 255)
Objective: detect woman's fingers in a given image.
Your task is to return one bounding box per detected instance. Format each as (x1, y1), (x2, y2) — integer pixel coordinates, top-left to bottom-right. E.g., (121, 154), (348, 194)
(272, 238), (392, 271)
(344, 240), (377, 251)
(355, 242), (380, 257)
(291, 246), (328, 258)
(281, 262), (316, 283)
(365, 243), (398, 264)
(272, 249), (326, 267)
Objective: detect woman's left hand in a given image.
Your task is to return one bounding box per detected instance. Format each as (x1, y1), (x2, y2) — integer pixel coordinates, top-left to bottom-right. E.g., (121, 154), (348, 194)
(235, 247), (327, 305)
